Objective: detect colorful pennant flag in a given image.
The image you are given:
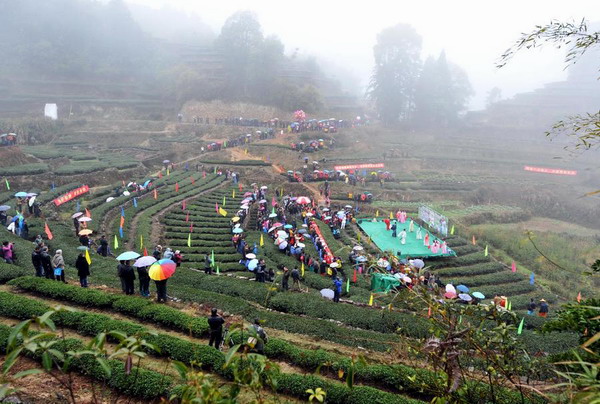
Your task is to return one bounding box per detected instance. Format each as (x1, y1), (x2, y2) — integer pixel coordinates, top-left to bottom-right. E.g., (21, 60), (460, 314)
(389, 212), (393, 219)
(121, 207), (125, 217)
(182, 200), (186, 211)
(216, 265), (220, 274)
(239, 183), (243, 192)
(215, 203), (219, 213)
(120, 216), (125, 228)
(517, 318), (524, 335)
(203, 171), (207, 178)
(511, 261), (517, 273)
(158, 171), (162, 179)
(211, 250), (215, 267)
(185, 212), (189, 222)
(190, 222), (193, 233)
(167, 168), (170, 176)
(352, 269), (357, 283)
(357, 233), (361, 242)
(472, 235), (476, 245)
(85, 208), (91, 218)
(301, 262), (305, 277)
(85, 249), (92, 265)
(507, 300), (511, 311)
(119, 226), (123, 238)
(140, 235), (143, 249)
(223, 196), (226, 207)
(191, 177), (195, 185)
(114, 234), (119, 249)
(375, 210), (379, 217)
(175, 182), (179, 192)
(427, 306), (432, 318)
(272, 197), (277, 207)
(187, 233), (192, 247)
(44, 222), (53, 240)
(143, 247), (148, 256)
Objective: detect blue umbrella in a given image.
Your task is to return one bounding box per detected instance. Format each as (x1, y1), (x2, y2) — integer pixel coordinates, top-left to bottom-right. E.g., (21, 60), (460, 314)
(14, 192), (27, 198)
(232, 228), (244, 234)
(143, 180), (151, 187)
(457, 285), (470, 293)
(284, 224), (293, 229)
(472, 292), (485, 299)
(116, 251), (141, 261)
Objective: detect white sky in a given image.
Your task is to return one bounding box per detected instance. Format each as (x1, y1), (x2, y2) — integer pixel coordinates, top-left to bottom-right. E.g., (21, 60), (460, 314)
(128, 0), (599, 110)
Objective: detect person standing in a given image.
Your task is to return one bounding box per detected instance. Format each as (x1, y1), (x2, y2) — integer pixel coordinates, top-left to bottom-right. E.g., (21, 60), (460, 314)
(251, 319), (268, 354)
(98, 235), (109, 257)
(152, 245), (162, 260)
(121, 261), (135, 295)
(207, 308), (225, 349)
(291, 267), (301, 291)
(117, 261), (127, 292)
(400, 229), (407, 245)
(75, 252), (90, 287)
(527, 298), (537, 315)
(538, 299), (549, 318)
(391, 222), (397, 238)
(173, 250), (183, 267)
(383, 218), (391, 231)
(280, 265), (290, 291)
(333, 277), (342, 303)
(2, 241), (14, 264)
(155, 279), (168, 303)
(255, 259), (266, 283)
(52, 250), (66, 283)
(41, 247), (54, 280)
(73, 217), (80, 237)
(137, 266), (150, 297)
(31, 246), (44, 277)
(204, 254), (212, 275)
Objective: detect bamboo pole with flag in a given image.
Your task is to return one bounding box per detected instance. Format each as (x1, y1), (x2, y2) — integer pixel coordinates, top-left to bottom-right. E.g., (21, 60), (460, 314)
(218, 207), (227, 217)
(472, 235), (476, 245)
(232, 189), (235, 198)
(511, 261), (517, 273)
(389, 212), (393, 219)
(119, 226), (123, 238)
(375, 210), (379, 217)
(85, 208), (91, 218)
(223, 196), (226, 207)
(120, 216), (125, 228)
(143, 247), (148, 256)
(216, 265), (220, 274)
(577, 292), (582, 303)
(175, 182), (179, 192)
(153, 189), (158, 200)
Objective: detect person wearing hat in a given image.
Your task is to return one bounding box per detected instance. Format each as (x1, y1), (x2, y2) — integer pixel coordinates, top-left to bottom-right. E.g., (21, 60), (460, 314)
(152, 245), (162, 261)
(207, 308), (225, 349)
(538, 299), (549, 317)
(173, 250), (183, 267)
(163, 247), (173, 260)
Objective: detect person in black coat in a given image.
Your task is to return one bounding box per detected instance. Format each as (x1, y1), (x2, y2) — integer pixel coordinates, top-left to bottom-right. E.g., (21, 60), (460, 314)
(75, 253), (90, 287)
(31, 247), (44, 277)
(207, 308), (225, 349)
(137, 266), (150, 297)
(155, 279), (168, 303)
(40, 247), (53, 280)
(120, 261), (135, 295)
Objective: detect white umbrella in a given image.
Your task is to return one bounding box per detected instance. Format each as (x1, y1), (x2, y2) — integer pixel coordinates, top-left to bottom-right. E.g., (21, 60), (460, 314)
(345, 205), (352, 209)
(246, 253), (256, 259)
(127, 182), (134, 187)
(28, 196), (36, 207)
(320, 289), (335, 300)
(278, 241), (288, 250)
(410, 259), (425, 269)
(133, 256), (157, 267)
(78, 217), (92, 222)
(260, 186), (268, 190)
(445, 284), (457, 295)
(106, 197), (115, 203)
(123, 191), (130, 196)
(353, 246), (364, 251)
(269, 213), (278, 218)
(296, 242), (305, 248)
(330, 262), (339, 268)
(71, 212), (84, 219)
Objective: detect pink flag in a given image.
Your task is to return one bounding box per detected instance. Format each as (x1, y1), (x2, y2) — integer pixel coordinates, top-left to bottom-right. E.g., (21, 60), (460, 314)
(203, 171), (206, 178)
(182, 200), (186, 210)
(272, 197), (277, 207)
(190, 222), (193, 233)
(215, 202), (219, 213)
(511, 261), (517, 273)
(185, 212), (189, 222)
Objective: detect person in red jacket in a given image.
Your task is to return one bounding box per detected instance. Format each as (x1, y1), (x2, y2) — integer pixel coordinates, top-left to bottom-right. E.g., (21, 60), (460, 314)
(383, 218), (391, 231)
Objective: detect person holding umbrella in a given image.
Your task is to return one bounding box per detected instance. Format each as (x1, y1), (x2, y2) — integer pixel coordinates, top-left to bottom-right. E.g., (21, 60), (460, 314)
(133, 255), (156, 297)
(149, 259), (176, 303)
(75, 252), (90, 287)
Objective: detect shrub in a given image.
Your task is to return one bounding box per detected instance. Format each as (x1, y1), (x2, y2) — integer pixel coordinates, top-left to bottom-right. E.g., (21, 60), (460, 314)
(3, 163), (50, 176)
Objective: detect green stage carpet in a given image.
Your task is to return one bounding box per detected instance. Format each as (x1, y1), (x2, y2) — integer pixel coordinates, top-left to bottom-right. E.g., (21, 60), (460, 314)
(357, 218), (456, 258)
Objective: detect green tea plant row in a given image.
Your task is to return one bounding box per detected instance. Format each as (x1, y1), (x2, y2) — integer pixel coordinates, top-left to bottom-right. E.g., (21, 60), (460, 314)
(7, 277), (544, 404)
(0, 283), (423, 404)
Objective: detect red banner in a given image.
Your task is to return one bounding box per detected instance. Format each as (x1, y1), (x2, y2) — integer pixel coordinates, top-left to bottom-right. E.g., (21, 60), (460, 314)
(334, 163), (385, 171)
(524, 166), (577, 176)
(53, 185), (90, 206)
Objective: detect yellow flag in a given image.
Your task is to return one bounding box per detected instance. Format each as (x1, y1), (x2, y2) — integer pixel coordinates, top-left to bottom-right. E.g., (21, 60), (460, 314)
(167, 168), (170, 176)
(301, 262), (305, 277)
(244, 148), (248, 155)
(232, 189), (235, 198)
(368, 294), (374, 306)
(357, 232), (361, 242)
(218, 207), (228, 217)
(85, 249), (91, 265)
(140, 235), (144, 249)
(327, 268), (332, 276)
(114, 234), (119, 249)
(260, 233), (264, 247)
(390, 212), (393, 219)
(375, 210), (379, 217)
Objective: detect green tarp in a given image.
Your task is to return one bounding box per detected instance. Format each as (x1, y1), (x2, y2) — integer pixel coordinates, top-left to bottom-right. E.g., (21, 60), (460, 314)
(371, 273), (401, 293)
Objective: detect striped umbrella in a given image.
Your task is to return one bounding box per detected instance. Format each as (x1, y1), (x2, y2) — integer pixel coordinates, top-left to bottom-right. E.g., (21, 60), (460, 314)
(148, 259), (177, 281)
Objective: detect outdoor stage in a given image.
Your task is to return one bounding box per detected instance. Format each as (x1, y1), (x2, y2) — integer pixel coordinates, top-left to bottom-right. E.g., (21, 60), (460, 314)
(357, 218), (456, 259)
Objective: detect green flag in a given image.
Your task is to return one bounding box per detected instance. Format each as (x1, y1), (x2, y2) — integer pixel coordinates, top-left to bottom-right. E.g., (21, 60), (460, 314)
(114, 234), (119, 250)
(450, 225), (455, 235)
(211, 249), (215, 267)
(213, 166), (217, 174)
(507, 300), (511, 311)
(216, 265), (220, 274)
(346, 278), (350, 293)
(484, 245), (488, 256)
(4, 178), (9, 190)
(517, 317), (524, 335)
(223, 196), (226, 207)
(187, 233), (191, 247)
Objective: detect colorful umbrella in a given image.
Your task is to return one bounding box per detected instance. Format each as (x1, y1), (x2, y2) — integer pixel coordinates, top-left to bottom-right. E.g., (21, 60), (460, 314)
(78, 229), (93, 236)
(148, 259), (176, 281)
(273, 222), (283, 227)
(116, 251), (141, 261)
(284, 224), (293, 229)
(243, 192), (253, 197)
(26, 193), (38, 197)
(320, 289), (334, 300)
(444, 292), (457, 299)
(133, 256), (157, 267)
(296, 196), (311, 204)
